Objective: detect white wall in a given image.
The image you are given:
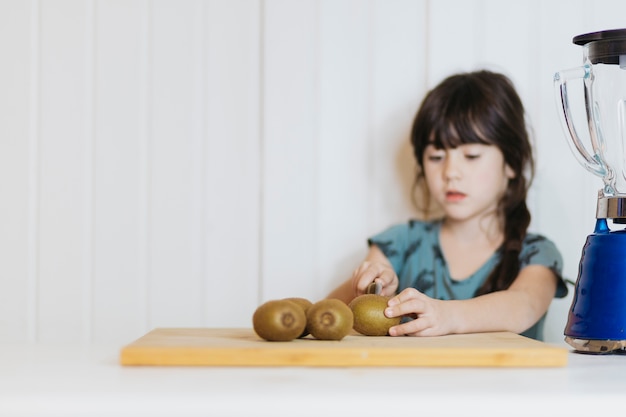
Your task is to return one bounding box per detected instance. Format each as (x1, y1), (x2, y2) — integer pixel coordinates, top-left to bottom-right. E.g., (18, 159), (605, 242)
(1, 0), (625, 346)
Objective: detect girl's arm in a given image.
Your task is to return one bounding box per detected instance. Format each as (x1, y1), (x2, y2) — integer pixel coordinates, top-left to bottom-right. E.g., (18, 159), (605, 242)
(385, 264), (558, 336)
(327, 245), (399, 304)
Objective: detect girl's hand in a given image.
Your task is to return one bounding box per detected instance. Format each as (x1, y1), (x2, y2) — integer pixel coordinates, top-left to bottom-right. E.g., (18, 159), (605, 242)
(384, 288), (455, 337)
(351, 260), (398, 298)
(325, 246), (397, 304)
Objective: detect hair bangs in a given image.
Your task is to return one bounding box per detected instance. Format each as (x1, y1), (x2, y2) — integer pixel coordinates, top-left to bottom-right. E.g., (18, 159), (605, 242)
(427, 101), (494, 150)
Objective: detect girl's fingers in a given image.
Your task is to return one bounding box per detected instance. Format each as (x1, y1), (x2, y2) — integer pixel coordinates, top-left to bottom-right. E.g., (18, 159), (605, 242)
(385, 290), (446, 337)
(388, 318), (429, 337)
(352, 267), (377, 294)
(352, 261), (398, 296)
(385, 297), (425, 320)
(387, 287), (421, 306)
(353, 263), (385, 293)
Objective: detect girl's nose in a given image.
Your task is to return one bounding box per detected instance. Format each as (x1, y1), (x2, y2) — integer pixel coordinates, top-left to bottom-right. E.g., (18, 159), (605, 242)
(443, 155), (462, 181)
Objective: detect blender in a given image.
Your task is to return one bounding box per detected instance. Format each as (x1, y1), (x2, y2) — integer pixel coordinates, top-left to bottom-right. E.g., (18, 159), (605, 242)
(555, 28), (626, 353)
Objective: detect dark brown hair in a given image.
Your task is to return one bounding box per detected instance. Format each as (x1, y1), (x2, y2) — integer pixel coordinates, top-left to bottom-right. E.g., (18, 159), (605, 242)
(410, 70), (534, 295)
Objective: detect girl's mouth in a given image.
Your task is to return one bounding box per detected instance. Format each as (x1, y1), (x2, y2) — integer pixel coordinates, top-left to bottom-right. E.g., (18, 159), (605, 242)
(445, 191), (466, 202)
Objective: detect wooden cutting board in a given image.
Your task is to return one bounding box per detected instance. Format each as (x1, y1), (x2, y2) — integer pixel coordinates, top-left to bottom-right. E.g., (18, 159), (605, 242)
(119, 328), (568, 367)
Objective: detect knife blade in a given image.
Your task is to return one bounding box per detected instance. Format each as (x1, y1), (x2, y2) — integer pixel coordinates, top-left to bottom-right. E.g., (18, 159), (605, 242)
(366, 281), (382, 295)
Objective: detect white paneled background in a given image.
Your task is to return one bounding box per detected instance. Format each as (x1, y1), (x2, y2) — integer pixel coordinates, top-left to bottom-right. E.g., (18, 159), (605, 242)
(1, 0), (625, 346)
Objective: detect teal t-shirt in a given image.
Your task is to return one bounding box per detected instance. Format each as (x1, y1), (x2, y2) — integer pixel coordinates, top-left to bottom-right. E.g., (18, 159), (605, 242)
(368, 219), (567, 341)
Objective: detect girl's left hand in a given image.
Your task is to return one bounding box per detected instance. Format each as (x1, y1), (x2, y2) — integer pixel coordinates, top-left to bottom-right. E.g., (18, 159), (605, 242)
(384, 288), (454, 337)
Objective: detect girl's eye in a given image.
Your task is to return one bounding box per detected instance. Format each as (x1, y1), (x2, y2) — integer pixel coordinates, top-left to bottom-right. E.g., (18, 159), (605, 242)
(465, 154), (480, 160)
(427, 154), (444, 162)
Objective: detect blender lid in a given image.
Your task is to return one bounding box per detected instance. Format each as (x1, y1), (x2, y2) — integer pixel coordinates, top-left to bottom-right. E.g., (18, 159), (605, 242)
(573, 28), (626, 65)
(574, 28), (626, 45)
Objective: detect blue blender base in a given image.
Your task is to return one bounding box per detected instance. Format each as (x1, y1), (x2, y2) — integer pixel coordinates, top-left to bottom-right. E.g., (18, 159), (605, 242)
(565, 219), (626, 352)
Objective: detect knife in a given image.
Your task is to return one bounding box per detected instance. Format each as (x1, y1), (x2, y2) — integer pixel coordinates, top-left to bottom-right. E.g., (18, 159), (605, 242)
(366, 281), (382, 295)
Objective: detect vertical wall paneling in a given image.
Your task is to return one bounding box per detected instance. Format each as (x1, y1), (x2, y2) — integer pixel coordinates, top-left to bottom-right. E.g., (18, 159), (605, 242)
(0, 0), (33, 342)
(586, 0), (626, 31)
(138, 0), (151, 335)
(190, 0), (206, 327)
(315, 0), (429, 297)
(92, 0), (151, 344)
(192, 0), (207, 325)
(37, 0), (90, 342)
(526, 0), (557, 229)
(204, 0), (261, 326)
(479, 0), (535, 99)
(4, 0), (626, 344)
(477, 2), (538, 217)
(535, 0), (588, 275)
(27, 0), (40, 343)
(368, 0), (426, 233)
(537, 0), (599, 344)
(427, 0), (481, 84)
(316, 0), (371, 297)
(82, 0), (95, 344)
(148, 0), (204, 327)
(262, 0), (319, 301)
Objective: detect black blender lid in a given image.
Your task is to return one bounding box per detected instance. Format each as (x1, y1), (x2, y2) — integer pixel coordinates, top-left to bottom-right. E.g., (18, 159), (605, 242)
(574, 28), (626, 45)
(573, 28), (626, 64)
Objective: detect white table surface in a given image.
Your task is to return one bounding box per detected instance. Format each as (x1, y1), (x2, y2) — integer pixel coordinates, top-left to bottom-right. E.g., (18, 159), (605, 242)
(2, 341), (625, 417)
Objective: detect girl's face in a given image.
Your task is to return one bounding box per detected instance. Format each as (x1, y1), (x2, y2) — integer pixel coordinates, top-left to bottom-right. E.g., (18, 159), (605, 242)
(422, 143), (515, 223)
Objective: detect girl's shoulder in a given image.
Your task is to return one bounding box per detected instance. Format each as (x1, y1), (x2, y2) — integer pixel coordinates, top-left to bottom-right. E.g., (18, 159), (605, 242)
(520, 232), (567, 297)
(368, 219), (440, 251)
(520, 232), (562, 263)
(373, 218), (440, 238)
(407, 218), (441, 234)
(521, 232), (560, 253)
(368, 219), (442, 275)
(387, 219), (442, 242)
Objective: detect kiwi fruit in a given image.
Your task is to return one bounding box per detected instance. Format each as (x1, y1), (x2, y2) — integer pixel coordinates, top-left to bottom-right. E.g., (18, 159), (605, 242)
(283, 297), (313, 338)
(252, 299), (307, 341)
(349, 294), (401, 336)
(306, 299), (354, 341)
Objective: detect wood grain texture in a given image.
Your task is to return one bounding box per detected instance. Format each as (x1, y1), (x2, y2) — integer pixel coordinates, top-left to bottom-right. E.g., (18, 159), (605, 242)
(120, 328), (568, 367)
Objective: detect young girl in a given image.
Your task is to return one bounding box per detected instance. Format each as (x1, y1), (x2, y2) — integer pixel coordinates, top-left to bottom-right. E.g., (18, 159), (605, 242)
(328, 70), (567, 341)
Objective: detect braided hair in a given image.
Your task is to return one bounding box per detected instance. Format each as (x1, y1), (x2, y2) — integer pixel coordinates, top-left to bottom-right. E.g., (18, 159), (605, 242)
(410, 70), (534, 295)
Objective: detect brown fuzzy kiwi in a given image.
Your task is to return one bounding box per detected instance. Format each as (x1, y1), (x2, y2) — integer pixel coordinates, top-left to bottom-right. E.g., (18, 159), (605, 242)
(283, 297), (313, 338)
(252, 299), (307, 341)
(349, 294), (401, 336)
(306, 299), (354, 341)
